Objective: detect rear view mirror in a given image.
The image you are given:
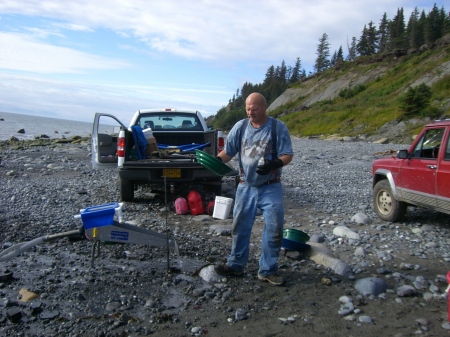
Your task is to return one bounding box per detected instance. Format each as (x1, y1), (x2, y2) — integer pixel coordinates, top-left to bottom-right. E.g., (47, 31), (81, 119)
(397, 149), (409, 159)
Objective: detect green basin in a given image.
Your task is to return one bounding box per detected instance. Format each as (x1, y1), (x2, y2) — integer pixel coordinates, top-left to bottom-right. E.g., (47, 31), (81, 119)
(195, 150), (233, 176)
(283, 228), (310, 243)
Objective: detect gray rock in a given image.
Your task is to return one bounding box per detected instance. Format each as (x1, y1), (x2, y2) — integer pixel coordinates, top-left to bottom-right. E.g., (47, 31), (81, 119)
(338, 302), (354, 315)
(358, 315), (373, 323)
(354, 277), (387, 296)
(354, 247), (366, 257)
(235, 308), (248, 321)
(351, 213), (372, 225)
(333, 226), (360, 240)
(397, 285), (417, 297)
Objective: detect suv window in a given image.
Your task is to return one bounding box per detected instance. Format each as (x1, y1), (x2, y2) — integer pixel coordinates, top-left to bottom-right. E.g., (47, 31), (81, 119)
(135, 113), (202, 131)
(411, 128), (444, 159)
(445, 132), (450, 160)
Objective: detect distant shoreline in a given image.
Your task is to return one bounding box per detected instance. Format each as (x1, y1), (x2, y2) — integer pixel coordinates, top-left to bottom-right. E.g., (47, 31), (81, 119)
(0, 111), (93, 141)
(0, 135), (91, 149)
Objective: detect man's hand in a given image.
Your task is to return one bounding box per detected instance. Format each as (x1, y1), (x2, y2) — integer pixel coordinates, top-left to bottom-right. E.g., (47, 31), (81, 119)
(256, 159), (283, 175)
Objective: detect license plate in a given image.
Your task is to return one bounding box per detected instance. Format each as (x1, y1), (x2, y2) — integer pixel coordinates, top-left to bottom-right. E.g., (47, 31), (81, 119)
(163, 169), (181, 178)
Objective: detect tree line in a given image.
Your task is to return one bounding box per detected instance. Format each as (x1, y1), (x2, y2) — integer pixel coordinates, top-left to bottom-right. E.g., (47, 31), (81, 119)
(212, 4), (450, 130)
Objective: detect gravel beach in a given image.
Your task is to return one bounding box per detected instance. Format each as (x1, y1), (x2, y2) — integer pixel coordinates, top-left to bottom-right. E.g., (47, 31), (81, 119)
(1, 137), (450, 337)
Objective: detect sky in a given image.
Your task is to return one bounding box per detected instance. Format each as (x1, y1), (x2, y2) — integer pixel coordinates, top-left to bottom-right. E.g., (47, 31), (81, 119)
(0, 0), (443, 123)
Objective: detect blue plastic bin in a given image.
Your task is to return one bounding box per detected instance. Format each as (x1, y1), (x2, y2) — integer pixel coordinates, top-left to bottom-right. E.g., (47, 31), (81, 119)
(80, 202), (118, 229)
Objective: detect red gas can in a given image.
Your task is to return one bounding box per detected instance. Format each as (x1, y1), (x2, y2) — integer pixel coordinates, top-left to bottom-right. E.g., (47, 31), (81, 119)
(188, 191), (204, 215)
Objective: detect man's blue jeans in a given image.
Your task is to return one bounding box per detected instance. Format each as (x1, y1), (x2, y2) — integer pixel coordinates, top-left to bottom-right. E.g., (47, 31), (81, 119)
(226, 181), (284, 276)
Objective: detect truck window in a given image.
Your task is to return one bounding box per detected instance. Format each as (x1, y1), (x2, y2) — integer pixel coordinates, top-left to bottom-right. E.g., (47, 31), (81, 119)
(411, 128), (444, 159)
(135, 113), (201, 130)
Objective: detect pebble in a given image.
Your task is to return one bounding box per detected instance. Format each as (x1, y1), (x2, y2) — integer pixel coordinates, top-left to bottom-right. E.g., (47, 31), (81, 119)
(338, 302), (354, 315)
(235, 308), (248, 321)
(358, 315), (373, 323)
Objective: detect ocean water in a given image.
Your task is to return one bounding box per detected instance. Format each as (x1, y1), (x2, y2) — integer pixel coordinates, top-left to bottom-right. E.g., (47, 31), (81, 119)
(0, 111), (94, 141)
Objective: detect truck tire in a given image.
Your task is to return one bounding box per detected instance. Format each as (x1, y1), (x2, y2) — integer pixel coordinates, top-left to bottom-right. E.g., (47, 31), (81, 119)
(373, 179), (406, 222)
(120, 179), (134, 202)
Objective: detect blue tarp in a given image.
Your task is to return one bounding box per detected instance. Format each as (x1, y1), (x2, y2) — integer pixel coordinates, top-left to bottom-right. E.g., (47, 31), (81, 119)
(131, 126), (148, 159)
(157, 142), (211, 153)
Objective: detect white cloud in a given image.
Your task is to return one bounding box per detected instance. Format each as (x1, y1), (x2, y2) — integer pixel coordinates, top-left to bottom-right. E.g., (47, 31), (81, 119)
(0, 32), (130, 73)
(51, 22), (93, 32)
(0, 0), (438, 68)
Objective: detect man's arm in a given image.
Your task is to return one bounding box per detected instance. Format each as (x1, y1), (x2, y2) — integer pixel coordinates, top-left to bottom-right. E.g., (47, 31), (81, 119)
(216, 152), (233, 164)
(279, 154), (293, 166)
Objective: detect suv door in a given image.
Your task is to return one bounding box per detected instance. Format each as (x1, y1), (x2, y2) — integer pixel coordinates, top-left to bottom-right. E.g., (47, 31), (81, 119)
(397, 127), (445, 208)
(436, 129), (450, 213)
(92, 113), (127, 169)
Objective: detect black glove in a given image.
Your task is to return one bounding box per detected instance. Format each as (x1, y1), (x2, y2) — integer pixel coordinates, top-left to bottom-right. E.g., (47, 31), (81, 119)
(256, 159), (283, 175)
(215, 156), (223, 162)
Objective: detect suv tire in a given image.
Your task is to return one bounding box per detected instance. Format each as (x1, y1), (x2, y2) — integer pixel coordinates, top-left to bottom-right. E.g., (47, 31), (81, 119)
(373, 179), (407, 222)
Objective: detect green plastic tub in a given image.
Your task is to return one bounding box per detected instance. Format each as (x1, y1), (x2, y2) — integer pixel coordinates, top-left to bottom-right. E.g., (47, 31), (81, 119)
(283, 228), (310, 243)
(195, 150), (233, 176)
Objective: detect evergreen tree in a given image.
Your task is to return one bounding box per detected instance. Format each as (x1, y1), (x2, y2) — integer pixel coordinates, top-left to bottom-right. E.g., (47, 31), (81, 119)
(263, 65), (275, 87)
(406, 7), (422, 48)
(346, 36), (357, 60)
(378, 13), (390, 52)
(366, 21), (378, 54)
(390, 7), (407, 49)
(425, 4), (446, 44)
(314, 33), (331, 72)
(300, 69), (306, 80)
(417, 10), (427, 47)
(445, 8), (450, 34)
(330, 51), (338, 67)
(357, 25), (370, 56)
(337, 46), (344, 62)
(357, 22), (378, 56)
(289, 57), (302, 83)
(401, 83), (432, 116)
(241, 82), (250, 99)
(278, 60), (287, 84)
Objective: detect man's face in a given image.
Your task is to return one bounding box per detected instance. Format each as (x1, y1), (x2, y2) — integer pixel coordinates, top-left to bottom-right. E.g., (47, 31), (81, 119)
(246, 100), (266, 125)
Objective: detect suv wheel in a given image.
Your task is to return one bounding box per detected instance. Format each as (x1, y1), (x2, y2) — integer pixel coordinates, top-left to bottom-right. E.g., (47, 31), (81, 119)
(373, 179), (407, 222)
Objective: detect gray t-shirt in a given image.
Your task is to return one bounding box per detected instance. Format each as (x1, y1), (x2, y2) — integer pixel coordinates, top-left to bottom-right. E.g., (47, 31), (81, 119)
(225, 117), (293, 187)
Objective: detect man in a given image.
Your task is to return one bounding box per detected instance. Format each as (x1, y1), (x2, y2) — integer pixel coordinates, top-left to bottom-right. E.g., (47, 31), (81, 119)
(215, 92), (293, 286)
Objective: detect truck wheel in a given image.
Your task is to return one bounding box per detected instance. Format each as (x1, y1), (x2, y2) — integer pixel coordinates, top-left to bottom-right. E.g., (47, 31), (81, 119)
(373, 179), (406, 222)
(120, 179), (134, 202)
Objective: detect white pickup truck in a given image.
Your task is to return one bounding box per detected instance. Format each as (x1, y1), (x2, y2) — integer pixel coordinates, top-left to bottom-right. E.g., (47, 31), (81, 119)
(91, 109), (225, 201)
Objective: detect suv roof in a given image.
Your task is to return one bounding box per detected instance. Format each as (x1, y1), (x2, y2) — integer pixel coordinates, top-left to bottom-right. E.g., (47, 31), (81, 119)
(429, 118), (450, 127)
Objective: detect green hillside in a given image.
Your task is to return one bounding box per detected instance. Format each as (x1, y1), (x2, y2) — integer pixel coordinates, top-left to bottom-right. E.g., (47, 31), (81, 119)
(209, 5), (450, 142)
(271, 44), (450, 140)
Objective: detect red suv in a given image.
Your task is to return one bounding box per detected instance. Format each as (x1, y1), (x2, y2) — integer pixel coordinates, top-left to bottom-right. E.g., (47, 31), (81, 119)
(372, 119), (450, 222)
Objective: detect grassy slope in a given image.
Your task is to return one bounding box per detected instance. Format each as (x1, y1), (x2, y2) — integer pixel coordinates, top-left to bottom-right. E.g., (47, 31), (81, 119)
(270, 46), (450, 139)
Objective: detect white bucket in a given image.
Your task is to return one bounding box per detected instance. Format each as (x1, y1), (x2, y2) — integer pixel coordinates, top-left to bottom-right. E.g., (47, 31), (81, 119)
(212, 196), (233, 219)
(142, 128), (153, 139)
